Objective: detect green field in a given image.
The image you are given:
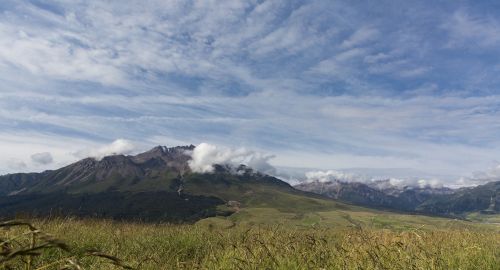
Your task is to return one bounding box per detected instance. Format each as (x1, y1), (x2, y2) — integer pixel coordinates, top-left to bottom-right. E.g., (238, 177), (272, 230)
(1, 207), (499, 270)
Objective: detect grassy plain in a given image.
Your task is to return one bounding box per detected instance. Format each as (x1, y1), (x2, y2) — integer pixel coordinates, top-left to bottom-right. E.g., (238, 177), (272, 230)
(1, 208), (499, 270)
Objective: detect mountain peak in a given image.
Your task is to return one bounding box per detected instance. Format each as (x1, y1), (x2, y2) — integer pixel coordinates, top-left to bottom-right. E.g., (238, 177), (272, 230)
(131, 145), (193, 162)
(164, 144), (196, 153)
(149, 145), (166, 153)
(145, 145), (195, 154)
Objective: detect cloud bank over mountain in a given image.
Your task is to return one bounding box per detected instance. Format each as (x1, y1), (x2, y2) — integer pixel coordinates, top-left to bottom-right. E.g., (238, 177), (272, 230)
(188, 143), (275, 174)
(302, 169), (443, 189)
(75, 139), (136, 160)
(458, 163), (500, 187)
(305, 170), (361, 183)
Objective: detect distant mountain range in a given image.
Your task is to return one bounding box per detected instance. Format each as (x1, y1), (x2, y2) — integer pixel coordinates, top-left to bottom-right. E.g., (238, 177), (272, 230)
(0, 145), (498, 222)
(294, 179), (499, 216)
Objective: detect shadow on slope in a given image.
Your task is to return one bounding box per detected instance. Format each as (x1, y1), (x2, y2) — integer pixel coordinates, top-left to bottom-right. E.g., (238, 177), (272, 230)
(0, 191), (224, 223)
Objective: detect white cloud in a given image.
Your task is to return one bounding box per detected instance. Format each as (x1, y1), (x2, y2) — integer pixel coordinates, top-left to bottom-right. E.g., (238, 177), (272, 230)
(0, 24), (126, 85)
(249, 4), (334, 57)
(302, 168), (444, 189)
(457, 163), (500, 187)
(6, 159), (28, 171)
(341, 27), (379, 49)
(304, 169), (443, 188)
(30, 152), (54, 165)
(305, 170), (360, 183)
(335, 48), (367, 62)
(75, 139), (136, 160)
(443, 10), (500, 48)
(364, 52), (391, 64)
(398, 67), (430, 78)
(382, 178), (442, 189)
(309, 47), (367, 77)
(188, 143), (275, 174)
(308, 58), (341, 76)
(0, 132), (94, 174)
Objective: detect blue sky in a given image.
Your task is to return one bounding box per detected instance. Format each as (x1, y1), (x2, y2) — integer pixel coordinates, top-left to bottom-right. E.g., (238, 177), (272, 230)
(1, 0), (500, 185)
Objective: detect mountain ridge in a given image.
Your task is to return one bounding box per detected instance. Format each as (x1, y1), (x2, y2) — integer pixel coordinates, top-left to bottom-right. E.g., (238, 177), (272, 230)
(294, 179), (499, 216)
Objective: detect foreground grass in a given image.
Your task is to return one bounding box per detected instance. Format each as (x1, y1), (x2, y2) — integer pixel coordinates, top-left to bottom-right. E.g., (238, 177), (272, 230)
(1, 216), (499, 269)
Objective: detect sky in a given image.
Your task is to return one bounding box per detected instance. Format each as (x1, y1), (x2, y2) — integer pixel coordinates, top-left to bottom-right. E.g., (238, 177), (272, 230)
(1, 0), (500, 186)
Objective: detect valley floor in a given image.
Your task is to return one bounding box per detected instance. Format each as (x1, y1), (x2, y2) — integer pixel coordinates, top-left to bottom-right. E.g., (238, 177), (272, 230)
(1, 209), (499, 270)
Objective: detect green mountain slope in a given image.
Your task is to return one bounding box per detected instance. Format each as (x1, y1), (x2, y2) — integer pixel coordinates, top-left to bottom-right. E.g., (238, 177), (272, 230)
(183, 165), (341, 213)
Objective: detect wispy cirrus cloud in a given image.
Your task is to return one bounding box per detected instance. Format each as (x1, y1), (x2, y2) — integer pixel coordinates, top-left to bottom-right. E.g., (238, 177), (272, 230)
(340, 26), (379, 49)
(443, 9), (500, 48)
(0, 0), (500, 186)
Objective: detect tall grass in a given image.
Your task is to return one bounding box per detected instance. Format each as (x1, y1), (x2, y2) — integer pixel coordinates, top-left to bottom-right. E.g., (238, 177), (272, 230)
(0, 220), (132, 269)
(1, 218), (498, 269)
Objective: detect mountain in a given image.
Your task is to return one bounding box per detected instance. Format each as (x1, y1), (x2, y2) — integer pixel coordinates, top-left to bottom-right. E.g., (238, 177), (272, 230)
(0, 146), (194, 195)
(0, 145), (338, 222)
(294, 179), (499, 216)
(295, 180), (406, 210)
(417, 181), (500, 215)
(4, 145), (496, 222)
